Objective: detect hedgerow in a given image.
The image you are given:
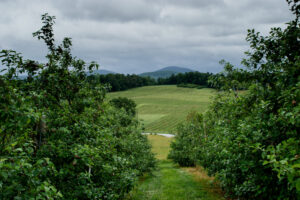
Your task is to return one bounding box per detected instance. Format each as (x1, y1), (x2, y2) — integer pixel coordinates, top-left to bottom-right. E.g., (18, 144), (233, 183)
(169, 1), (300, 199)
(0, 14), (155, 199)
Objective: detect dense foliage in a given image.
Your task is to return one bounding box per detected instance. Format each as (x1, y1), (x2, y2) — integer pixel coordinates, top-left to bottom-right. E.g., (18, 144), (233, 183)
(0, 14), (155, 199)
(169, 1), (300, 199)
(168, 111), (202, 166)
(110, 97), (137, 117)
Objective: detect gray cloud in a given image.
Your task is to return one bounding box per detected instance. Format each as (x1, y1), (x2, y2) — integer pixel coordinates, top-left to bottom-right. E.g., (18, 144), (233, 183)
(0, 0), (294, 74)
(53, 0), (162, 22)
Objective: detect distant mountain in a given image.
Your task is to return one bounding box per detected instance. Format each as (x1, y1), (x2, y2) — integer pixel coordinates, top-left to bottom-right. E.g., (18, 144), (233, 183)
(156, 66), (194, 73)
(139, 66), (195, 79)
(139, 71), (176, 79)
(88, 69), (116, 75)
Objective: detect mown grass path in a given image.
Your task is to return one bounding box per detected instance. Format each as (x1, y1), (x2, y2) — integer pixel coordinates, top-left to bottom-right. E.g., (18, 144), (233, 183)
(126, 135), (225, 200)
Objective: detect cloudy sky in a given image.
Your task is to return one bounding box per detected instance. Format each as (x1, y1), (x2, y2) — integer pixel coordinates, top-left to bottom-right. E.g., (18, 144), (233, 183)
(0, 0), (294, 74)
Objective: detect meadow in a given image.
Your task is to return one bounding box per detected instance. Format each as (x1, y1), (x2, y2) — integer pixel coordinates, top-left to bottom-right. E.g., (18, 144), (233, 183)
(108, 85), (215, 133)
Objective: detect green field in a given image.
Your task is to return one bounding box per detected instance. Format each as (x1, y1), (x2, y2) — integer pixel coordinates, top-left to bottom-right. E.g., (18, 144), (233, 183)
(108, 85), (215, 133)
(147, 135), (174, 160)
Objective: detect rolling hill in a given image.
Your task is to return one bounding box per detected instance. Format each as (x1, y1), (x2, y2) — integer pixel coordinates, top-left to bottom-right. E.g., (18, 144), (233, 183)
(108, 85), (215, 133)
(157, 66), (194, 73)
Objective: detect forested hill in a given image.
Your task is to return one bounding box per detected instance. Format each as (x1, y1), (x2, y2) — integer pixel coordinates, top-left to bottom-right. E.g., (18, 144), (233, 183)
(139, 66), (195, 79)
(157, 66), (195, 73)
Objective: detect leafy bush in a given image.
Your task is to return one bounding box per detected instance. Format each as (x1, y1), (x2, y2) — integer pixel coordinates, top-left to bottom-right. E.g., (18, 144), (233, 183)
(168, 111), (203, 166)
(110, 97), (137, 116)
(169, 1), (300, 199)
(0, 14), (155, 200)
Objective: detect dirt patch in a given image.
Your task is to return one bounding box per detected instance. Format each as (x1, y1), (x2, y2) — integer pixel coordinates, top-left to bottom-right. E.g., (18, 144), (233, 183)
(182, 166), (228, 199)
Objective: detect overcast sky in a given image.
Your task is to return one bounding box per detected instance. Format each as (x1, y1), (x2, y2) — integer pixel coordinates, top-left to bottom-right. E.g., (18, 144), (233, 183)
(0, 0), (294, 74)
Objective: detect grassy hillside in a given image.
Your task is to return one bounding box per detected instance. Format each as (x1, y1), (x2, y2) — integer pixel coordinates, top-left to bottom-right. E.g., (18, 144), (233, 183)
(108, 85), (215, 133)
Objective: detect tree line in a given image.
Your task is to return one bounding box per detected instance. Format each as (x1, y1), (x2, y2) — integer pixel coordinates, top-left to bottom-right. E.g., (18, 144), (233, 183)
(87, 71), (214, 92)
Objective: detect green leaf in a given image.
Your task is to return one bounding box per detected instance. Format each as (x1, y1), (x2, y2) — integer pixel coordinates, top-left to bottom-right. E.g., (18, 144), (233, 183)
(296, 178), (300, 192)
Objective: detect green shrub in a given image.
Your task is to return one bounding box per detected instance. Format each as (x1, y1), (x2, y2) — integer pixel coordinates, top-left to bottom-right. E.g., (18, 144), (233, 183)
(168, 111), (203, 166)
(169, 1), (300, 199)
(0, 14), (155, 200)
(110, 97), (137, 116)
